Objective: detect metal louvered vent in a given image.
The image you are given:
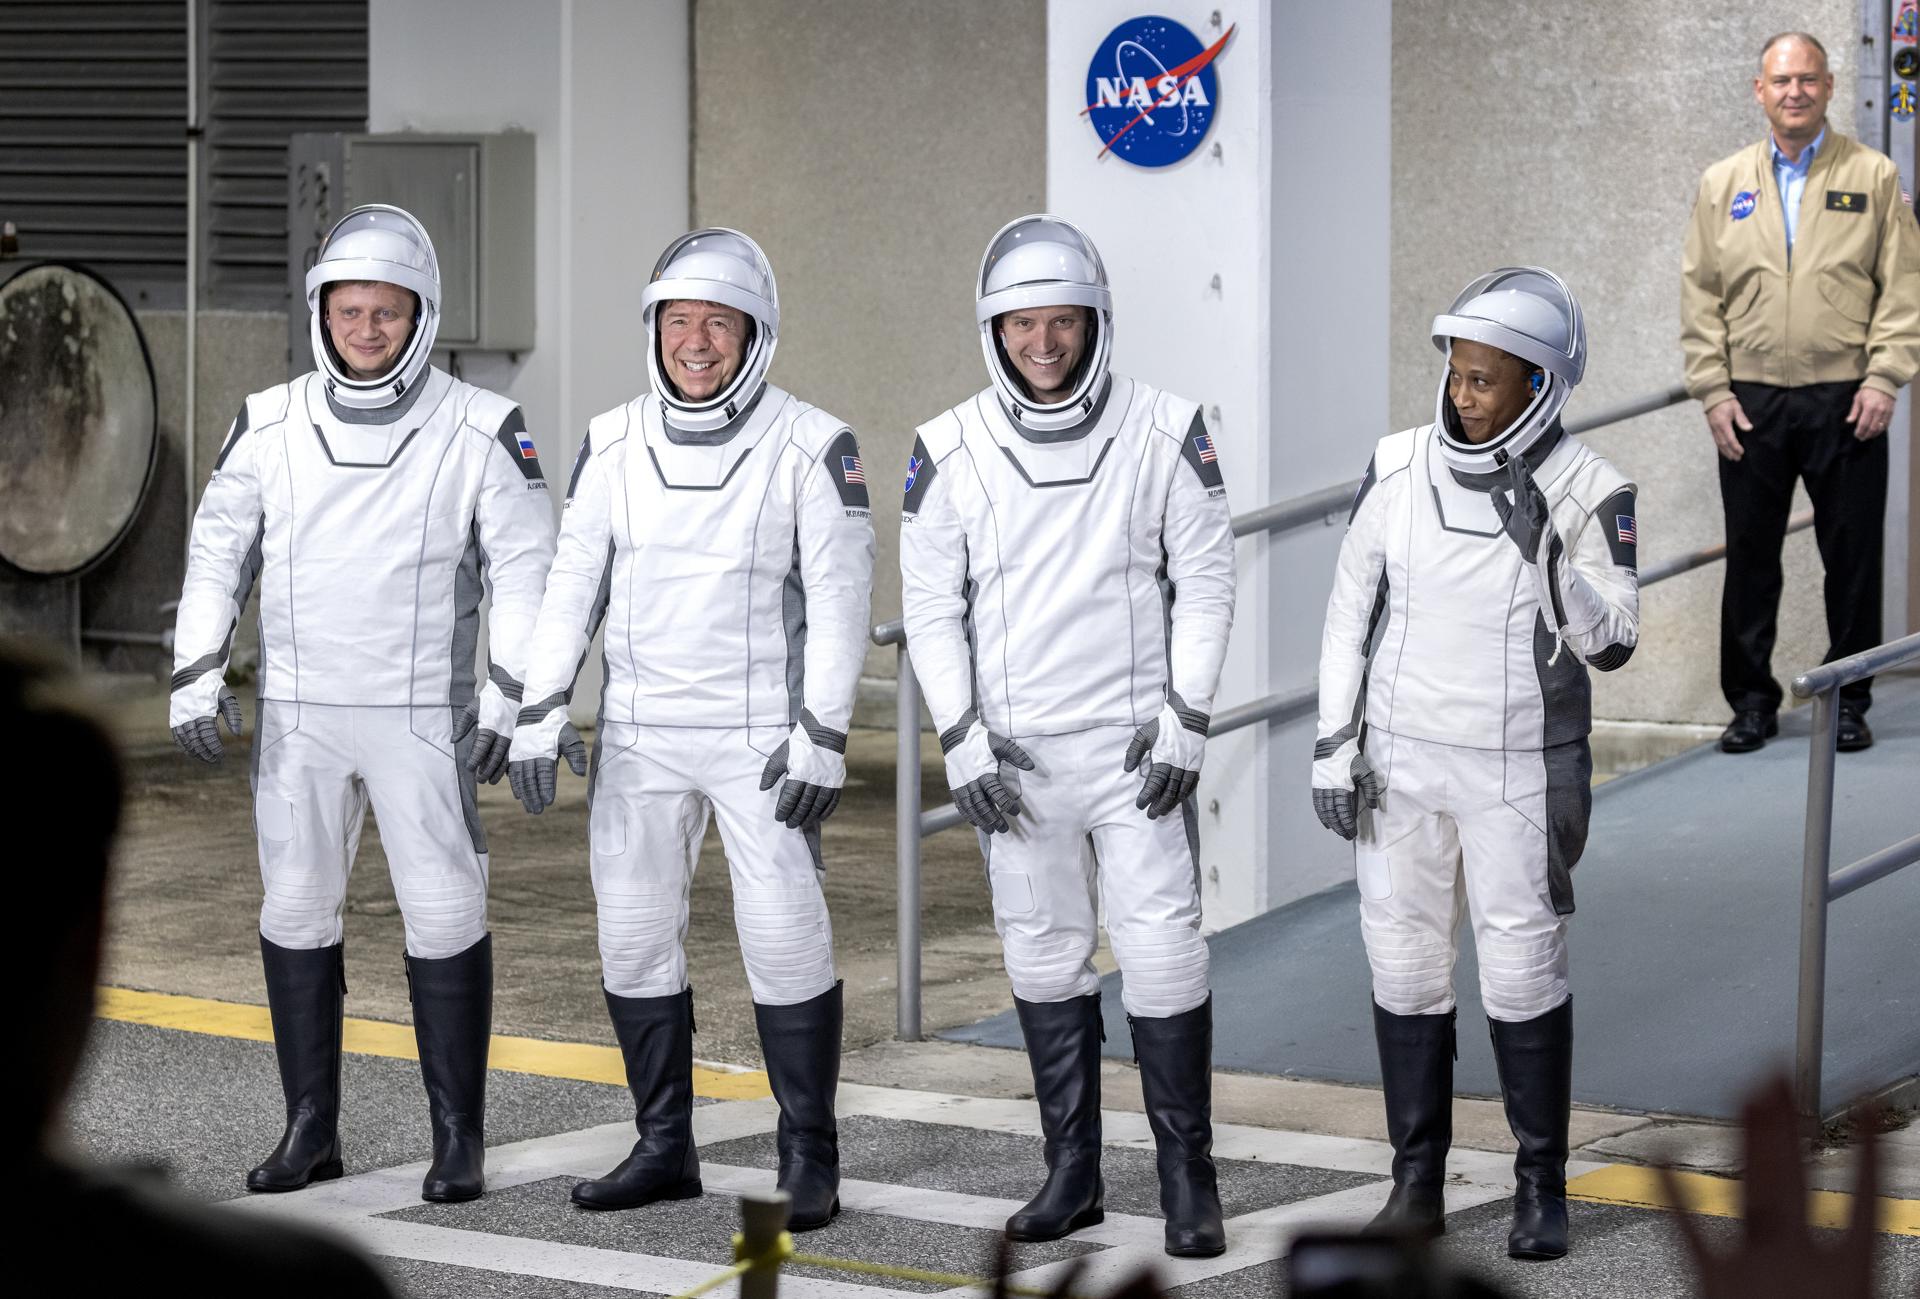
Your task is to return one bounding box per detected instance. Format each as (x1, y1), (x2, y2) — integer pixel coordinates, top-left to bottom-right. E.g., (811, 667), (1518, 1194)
(0, 1), (190, 304)
(201, 0), (367, 307)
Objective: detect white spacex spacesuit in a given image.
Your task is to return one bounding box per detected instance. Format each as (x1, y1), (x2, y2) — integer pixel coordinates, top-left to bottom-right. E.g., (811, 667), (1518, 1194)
(170, 205), (556, 1204)
(509, 229), (873, 1228)
(900, 215), (1235, 1258)
(1313, 267), (1638, 1260)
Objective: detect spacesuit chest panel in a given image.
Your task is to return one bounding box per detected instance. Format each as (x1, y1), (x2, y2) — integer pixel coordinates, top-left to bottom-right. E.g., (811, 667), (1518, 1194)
(605, 392), (806, 725)
(1369, 431), (1543, 749)
(255, 373), (475, 705)
(952, 380), (1171, 735)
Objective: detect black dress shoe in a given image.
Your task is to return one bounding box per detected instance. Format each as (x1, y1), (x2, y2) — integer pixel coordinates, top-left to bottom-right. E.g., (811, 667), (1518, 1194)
(1719, 710), (1777, 753)
(1836, 709), (1873, 752)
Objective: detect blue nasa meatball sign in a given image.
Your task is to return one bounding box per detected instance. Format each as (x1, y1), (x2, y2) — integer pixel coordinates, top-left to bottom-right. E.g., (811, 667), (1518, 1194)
(1084, 15), (1232, 167)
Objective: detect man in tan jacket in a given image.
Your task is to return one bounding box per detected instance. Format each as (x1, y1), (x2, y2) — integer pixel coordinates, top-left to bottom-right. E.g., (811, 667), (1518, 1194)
(1681, 31), (1920, 754)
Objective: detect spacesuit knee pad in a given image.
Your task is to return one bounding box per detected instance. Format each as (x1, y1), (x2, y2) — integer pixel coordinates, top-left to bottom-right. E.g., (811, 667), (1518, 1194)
(1361, 918), (1455, 1015)
(733, 884), (835, 1005)
(259, 871), (346, 950)
(1477, 929), (1568, 1022)
(596, 887), (687, 999)
(393, 873), (489, 960)
(1109, 925), (1210, 1017)
(1000, 929), (1100, 1004)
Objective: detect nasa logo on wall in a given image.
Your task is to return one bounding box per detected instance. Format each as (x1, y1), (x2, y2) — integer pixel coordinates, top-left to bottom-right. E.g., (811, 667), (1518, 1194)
(1083, 15), (1234, 167)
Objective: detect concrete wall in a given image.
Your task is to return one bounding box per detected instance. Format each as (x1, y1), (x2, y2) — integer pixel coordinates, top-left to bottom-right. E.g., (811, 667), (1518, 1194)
(691, 0), (1047, 710)
(74, 310), (282, 675)
(369, 0), (690, 723)
(1390, 0), (1863, 724)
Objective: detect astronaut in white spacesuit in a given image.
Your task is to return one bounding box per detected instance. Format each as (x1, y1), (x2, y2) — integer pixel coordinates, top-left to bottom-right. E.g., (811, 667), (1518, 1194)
(169, 205), (558, 1203)
(1312, 268), (1639, 1260)
(898, 215), (1237, 1258)
(507, 229), (873, 1230)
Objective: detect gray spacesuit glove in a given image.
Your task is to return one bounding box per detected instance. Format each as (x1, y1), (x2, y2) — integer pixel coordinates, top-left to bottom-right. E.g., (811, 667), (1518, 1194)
(171, 686), (244, 764)
(941, 718), (1035, 835)
(505, 706), (588, 815)
(453, 678), (519, 785)
(1490, 449), (1554, 565)
(757, 715), (848, 830)
(1123, 700), (1209, 819)
(1310, 734), (1384, 841)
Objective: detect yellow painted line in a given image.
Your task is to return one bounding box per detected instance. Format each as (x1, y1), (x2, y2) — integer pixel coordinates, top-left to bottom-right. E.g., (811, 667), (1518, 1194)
(1569, 1163), (1919, 1238)
(96, 986), (770, 1100)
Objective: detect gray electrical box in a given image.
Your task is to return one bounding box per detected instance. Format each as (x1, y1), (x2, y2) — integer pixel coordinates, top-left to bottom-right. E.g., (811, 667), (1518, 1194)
(288, 131), (535, 375)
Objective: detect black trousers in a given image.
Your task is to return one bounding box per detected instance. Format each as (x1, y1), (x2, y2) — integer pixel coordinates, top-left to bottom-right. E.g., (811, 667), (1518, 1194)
(1719, 380), (1886, 715)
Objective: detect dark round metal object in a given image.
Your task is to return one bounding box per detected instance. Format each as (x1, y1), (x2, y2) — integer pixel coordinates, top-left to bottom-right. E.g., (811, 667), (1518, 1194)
(0, 261), (159, 578)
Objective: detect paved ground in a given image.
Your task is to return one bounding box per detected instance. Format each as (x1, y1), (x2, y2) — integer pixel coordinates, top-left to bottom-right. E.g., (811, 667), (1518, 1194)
(99, 713), (1014, 1064)
(952, 672), (1920, 1121)
(66, 673), (1920, 1296)
(66, 1008), (1920, 1299)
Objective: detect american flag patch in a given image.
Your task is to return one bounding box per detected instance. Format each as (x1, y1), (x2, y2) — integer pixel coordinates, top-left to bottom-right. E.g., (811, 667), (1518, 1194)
(516, 434), (538, 460)
(1193, 433), (1218, 464)
(1616, 514), (1637, 546)
(841, 455), (866, 485)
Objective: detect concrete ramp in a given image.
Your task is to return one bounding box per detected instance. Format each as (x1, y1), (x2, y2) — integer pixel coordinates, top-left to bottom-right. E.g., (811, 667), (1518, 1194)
(945, 673), (1920, 1120)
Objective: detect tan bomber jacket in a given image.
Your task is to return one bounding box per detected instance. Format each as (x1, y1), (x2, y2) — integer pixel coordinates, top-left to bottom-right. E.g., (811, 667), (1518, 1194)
(1681, 130), (1920, 411)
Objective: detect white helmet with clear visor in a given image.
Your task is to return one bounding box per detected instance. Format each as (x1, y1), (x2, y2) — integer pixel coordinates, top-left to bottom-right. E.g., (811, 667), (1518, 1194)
(1431, 266), (1585, 472)
(640, 228), (779, 433)
(305, 204), (440, 411)
(976, 215), (1114, 432)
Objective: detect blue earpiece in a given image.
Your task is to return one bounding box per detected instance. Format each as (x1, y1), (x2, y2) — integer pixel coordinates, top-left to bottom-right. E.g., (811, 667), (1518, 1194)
(1529, 372), (1543, 393)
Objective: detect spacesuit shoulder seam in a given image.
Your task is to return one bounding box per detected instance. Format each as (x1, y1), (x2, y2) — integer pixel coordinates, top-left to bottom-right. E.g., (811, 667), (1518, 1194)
(1372, 427), (1419, 479)
(243, 380), (298, 434)
(914, 407), (967, 464)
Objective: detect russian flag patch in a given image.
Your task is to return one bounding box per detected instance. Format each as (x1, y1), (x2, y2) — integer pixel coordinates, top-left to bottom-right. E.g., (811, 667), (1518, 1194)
(516, 434), (538, 460)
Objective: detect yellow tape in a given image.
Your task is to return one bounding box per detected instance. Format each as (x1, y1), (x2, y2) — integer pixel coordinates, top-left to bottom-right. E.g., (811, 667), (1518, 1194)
(95, 986), (770, 1100)
(669, 1259), (753, 1299)
(1568, 1164), (1919, 1237)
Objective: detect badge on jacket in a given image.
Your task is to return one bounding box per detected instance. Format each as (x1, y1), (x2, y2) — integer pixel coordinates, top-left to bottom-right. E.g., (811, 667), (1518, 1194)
(1826, 190), (1869, 212)
(1730, 191), (1757, 220)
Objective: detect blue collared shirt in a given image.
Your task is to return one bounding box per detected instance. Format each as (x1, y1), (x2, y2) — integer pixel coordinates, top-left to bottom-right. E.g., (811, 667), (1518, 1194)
(1772, 126), (1826, 257)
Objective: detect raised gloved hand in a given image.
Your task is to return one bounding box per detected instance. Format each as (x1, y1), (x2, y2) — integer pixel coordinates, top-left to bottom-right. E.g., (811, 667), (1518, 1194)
(453, 677), (520, 785)
(1311, 733), (1384, 840)
(942, 719), (1035, 834)
(172, 685), (244, 764)
(1490, 449), (1554, 564)
(506, 701), (588, 814)
(758, 715), (847, 829)
(1123, 700), (1208, 819)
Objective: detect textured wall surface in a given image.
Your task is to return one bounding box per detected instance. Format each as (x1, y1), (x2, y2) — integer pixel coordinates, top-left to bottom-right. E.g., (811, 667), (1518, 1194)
(1391, 1), (1860, 724)
(77, 311), (284, 673)
(693, 0), (1046, 696)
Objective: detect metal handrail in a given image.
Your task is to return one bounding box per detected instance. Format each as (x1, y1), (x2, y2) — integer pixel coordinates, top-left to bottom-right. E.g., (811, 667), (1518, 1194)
(1639, 510), (1813, 586)
(879, 381), (1694, 1039)
(1788, 630), (1920, 1123)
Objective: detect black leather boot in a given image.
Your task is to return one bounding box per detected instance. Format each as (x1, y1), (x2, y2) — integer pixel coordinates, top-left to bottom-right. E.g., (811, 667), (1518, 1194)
(572, 986), (702, 1210)
(1005, 993), (1105, 1242)
(247, 937), (346, 1192)
(407, 933), (492, 1202)
(1129, 998), (1226, 1258)
(1365, 1003), (1454, 1239)
(753, 981), (843, 1230)
(1489, 998), (1573, 1260)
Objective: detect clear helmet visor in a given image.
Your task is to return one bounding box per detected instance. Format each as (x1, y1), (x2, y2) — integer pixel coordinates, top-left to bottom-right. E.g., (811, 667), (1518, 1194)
(975, 214), (1115, 431)
(1429, 265), (1584, 471)
(304, 204), (442, 411)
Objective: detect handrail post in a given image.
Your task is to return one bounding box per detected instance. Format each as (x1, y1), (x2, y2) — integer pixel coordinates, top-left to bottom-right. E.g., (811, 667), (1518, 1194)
(896, 645), (923, 1041)
(1794, 687), (1840, 1125)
